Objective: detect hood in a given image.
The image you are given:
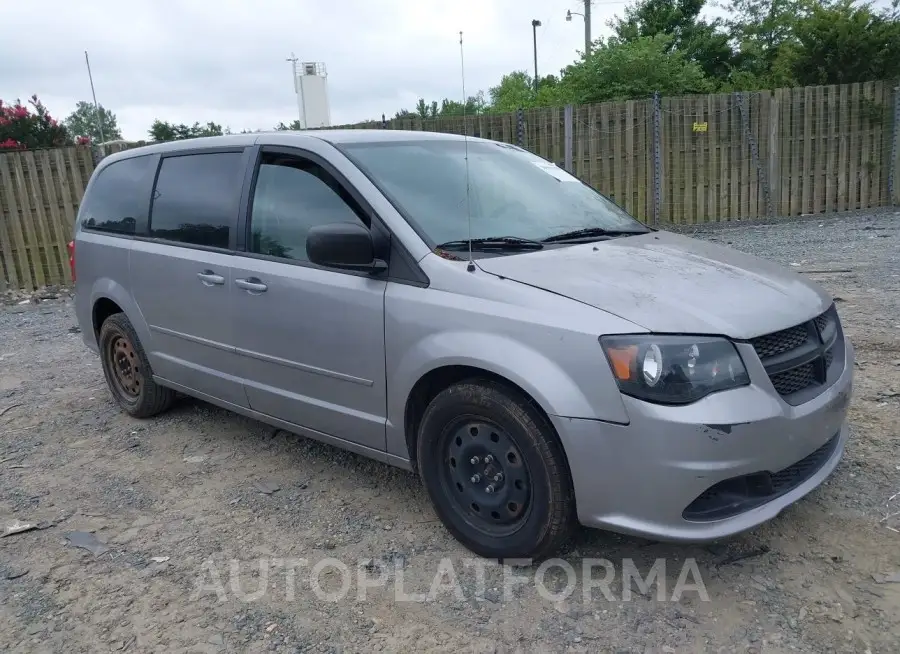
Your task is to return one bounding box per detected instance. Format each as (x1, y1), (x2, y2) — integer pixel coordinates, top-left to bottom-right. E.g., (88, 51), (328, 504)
(475, 230), (833, 339)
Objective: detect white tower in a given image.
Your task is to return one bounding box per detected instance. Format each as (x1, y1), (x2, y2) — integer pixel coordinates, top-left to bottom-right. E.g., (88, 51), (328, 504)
(289, 58), (331, 129)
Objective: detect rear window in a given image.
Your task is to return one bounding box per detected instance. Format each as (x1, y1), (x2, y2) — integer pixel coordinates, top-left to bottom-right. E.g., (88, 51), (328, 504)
(79, 154), (156, 235)
(149, 152), (244, 249)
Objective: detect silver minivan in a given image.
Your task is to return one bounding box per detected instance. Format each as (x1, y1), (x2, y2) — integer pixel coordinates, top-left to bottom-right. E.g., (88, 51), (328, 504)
(71, 131), (853, 560)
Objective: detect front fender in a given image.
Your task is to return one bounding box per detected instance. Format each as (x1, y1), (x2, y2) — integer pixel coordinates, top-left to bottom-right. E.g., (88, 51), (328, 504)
(385, 329), (630, 459)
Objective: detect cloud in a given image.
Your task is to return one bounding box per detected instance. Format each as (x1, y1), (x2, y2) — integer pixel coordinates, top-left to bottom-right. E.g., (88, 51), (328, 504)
(0, 0), (628, 140)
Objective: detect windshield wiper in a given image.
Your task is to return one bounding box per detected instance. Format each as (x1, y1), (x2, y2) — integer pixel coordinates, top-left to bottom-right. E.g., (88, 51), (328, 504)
(436, 236), (544, 251)
(540, 226), (651, 243)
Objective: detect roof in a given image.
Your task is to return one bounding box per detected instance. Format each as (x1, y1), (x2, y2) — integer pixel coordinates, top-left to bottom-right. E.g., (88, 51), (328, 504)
(100, 129), (480, 166)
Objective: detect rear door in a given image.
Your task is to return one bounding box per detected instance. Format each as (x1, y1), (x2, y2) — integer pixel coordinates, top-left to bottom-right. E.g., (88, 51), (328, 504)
(129, 147), (252, 407)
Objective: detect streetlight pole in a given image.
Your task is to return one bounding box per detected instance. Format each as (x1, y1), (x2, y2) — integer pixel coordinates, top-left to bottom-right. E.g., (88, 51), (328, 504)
(531, 19), (541, 92)
(566, 1), (592, 56)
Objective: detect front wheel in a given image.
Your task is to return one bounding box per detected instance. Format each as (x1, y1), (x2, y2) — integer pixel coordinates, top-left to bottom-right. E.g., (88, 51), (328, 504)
(417, 379), (576, 561)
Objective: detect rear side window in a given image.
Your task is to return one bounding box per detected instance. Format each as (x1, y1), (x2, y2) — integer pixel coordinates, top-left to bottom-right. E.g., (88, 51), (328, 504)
(149, 152), (244, 249)
(80, 155), (156, 235)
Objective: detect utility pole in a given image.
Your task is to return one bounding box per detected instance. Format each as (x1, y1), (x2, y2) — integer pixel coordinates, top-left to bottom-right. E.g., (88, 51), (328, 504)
(583, 0), (591, 56)
(531, 19), (541, 92)
(83, 51), (106, 147)
(566, 3), (592, 56)
(286, 52), (306, 129)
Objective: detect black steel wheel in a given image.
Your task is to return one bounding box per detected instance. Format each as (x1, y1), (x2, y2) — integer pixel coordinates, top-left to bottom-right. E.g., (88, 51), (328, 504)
(109, 333), (142, 398)
(437, 418), (533, 537)
(417, 379), (576, 561)
(98, 312), (175, 418)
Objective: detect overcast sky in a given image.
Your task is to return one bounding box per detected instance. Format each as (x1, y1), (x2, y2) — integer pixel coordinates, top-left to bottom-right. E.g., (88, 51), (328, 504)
(0, 0), (641, 141)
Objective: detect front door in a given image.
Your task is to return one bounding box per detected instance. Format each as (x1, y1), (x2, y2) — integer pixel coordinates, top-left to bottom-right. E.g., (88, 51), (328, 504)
(230, 149), (388, 451)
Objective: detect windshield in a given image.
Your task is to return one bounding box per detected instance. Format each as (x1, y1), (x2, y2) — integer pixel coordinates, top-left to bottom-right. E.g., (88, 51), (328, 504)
(338, 139), (647, 246)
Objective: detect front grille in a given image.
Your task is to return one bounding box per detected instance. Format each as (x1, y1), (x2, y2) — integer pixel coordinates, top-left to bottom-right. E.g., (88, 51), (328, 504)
(814, 314), (829, 334)
(771, 362), (816, 395)
(683, 432), (841, 521)
(749, 304), (844, 405)
(752, 324), (809, 359)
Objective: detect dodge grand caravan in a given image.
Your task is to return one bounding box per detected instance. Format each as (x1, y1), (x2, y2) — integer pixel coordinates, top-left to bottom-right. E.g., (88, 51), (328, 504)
(71, 131), (854, 560)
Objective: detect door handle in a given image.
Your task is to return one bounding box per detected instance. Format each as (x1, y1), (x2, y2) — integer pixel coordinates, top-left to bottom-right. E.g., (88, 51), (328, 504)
(197, 270), (225, 286)
(235, 277), (268, 293)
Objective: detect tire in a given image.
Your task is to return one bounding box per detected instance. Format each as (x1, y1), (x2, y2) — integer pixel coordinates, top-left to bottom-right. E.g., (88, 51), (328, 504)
(98, 312), (175, 418)
(417, 379), (576, 561)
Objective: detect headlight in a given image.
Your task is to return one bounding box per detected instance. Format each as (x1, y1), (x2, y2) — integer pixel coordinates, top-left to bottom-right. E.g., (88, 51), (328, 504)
(599, 335), (750, 405)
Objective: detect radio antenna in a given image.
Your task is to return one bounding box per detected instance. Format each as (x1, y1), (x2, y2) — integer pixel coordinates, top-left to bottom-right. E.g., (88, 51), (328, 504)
(459, 30), (475, 272)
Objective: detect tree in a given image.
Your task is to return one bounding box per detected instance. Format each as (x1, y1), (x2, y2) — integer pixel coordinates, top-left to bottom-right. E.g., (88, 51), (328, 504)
(611, 0), (739, 81)
(148, 120), (224, 142)
(435, 92), (487, 117)
(558, 34), (712, 104)
(0, 95), (70, 150)
(393, 91), (487, 120)
(63, 101), (121, 144)
(489, 72), (537, 112)
(779, 0), (900, 85)
(415, 99), (439, 119)
(717, 0), (811, 85)
(275, 119), (305, 130)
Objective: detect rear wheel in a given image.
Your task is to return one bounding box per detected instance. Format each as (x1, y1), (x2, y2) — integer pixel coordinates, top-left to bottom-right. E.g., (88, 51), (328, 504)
(417, 379), (576, 561)
(98, 312), (175, 418)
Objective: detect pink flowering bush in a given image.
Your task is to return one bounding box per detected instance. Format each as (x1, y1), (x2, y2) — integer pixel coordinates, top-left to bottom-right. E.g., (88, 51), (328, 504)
(0, 95), (70, 150)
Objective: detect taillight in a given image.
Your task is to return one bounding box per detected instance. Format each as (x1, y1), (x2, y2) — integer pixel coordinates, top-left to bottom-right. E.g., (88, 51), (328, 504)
(67, 240), (76, 283)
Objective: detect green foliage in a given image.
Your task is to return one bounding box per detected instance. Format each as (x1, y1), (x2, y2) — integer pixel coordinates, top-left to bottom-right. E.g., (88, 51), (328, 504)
(148, 120), (224, 142)
(275, 119), (305, 130)
(415, 99), (439, 118)
(393, 92), (487, 120)
(782, 0), (900, 85)
(488, 72), (565, 111)
(611, 0), (739, 80)
(559, 34), (713, 103)
(719, 0), (811, 81)
(63, 101), (121, 144)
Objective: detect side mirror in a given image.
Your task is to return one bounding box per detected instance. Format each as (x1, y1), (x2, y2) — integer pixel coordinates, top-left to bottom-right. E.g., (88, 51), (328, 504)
(306, 222), (387, 274)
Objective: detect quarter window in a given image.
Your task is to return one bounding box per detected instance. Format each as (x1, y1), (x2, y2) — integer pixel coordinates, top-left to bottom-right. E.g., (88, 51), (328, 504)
(149, 152), (244, 249)
(248, 156), (366, 262)
(79, 154), (156, 235)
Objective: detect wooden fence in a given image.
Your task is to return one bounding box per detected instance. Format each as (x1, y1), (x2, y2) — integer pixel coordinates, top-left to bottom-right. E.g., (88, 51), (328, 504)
(1, 80), (898, 291)
(0, 147), (93, 292)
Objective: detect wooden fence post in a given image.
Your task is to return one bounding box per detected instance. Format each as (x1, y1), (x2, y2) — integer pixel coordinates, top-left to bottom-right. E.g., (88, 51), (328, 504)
(891, 82), (900, 204)
(768, 89), (781, 216)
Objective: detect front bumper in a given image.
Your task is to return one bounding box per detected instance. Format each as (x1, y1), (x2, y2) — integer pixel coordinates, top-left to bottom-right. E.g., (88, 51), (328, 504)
(552, 337), (854, 542)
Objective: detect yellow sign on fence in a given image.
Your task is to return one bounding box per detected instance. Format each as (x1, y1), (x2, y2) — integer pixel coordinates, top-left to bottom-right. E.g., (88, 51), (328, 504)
(692, 121), (708, 132)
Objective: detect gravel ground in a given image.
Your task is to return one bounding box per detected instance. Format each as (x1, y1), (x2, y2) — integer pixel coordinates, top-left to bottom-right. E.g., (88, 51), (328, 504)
(1, 211), (898, 653)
